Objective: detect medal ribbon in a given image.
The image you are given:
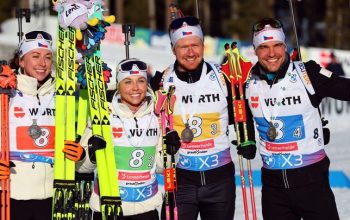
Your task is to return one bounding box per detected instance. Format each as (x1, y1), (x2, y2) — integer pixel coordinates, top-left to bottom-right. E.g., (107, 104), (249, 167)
(258, 63), (293, 122)
(176, 64), (208, 127)
(25, 93), (55, 138)
(25, 93), (55, 121)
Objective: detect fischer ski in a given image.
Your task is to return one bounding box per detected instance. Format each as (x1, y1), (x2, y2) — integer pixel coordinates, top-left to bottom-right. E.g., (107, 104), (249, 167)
(52, 2), (77, 218)
(84, 50), (122, 219)
(80, 2), (122, 218)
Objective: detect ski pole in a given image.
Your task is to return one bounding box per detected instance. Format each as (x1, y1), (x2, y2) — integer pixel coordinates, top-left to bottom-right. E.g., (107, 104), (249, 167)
(122, 23), (135, 59)
(287, 0), (302, 61)
(226, 51), (249, 220)
(15, 8), (31, 43)
(0, 92), (10, 220)
(287, 0), (330, 139)
(237, 67), (257, 220)
(165, 86), (178, 220)
(223, 44), (257, 220)
(156, 86), (176, 220)
(166, 7), (180, 218)
(233, 46), (257, 220)
(195, 0), (200, 21)
(158, 90), (171, 220)
(0, 62), (17, 220)
(160, 95), (172, 220)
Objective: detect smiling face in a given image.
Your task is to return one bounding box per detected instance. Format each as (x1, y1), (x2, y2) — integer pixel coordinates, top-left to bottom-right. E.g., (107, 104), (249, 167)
(118, 75), (148, 112)
(255, 41), (286, 72)
(19, 48), (53, 84)
(173, 36), (204, 72)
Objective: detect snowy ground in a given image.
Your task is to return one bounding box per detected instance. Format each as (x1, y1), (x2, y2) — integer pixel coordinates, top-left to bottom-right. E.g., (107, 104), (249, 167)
(233, 130), (350, 220)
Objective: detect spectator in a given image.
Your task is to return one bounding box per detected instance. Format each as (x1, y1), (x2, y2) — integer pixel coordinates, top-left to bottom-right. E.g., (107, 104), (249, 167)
(326, 52), (345, 76)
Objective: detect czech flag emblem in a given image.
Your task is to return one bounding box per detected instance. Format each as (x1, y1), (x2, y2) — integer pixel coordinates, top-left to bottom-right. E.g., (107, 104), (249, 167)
(182, 31), (192, 36)
(38, 42), (48, 48)
(130, 70), (139, 75)
(263, 36), (274, 41)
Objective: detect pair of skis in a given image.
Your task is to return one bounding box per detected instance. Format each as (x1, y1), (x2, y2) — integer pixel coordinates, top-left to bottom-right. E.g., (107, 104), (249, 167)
(221, 44), (257, 220)
(52, 2), (122, 219)
(52, 24), (78, 219)
(0, 62), (16, 220)
(84, 50), (123, 219)
(52, 24), (94, 220)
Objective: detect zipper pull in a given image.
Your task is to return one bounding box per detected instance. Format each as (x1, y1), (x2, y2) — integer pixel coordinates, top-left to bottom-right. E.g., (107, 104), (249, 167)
(36, 94), (41, 105)
(134, 117), (139, 128)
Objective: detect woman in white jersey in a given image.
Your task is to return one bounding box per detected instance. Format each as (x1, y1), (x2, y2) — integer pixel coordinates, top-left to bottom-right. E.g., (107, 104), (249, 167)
(0, 30), (55, 219)
(72, 58), (181, 220)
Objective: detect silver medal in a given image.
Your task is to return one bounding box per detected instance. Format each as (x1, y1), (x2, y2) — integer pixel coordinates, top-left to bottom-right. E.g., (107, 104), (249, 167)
(28, 119), (42, 140)
(267, 121), (277, 141)
(181, 123), (194, 143)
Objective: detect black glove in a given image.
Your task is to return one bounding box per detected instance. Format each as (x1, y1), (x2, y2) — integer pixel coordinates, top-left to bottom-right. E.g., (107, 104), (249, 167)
(321, 117), (330, 145)
(236, 140), (257, 160)
(323, 128), (330, 145)
(88, 135), (106, 164)
(0, 160), (15, 180)
(164, 129), (181, 155)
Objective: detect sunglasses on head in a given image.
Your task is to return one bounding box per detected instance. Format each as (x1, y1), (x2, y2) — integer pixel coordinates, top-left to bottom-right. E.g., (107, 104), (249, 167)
(119, 59), (147, 72)
(24, 31), (53, 42)
(169, 16), (200, 30)
(252, 18), (283, 32)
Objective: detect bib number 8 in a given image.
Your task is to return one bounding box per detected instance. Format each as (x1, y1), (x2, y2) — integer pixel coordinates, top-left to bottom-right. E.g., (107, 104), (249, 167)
(129, 149), (144, 168)
(189, 116), (202, 138)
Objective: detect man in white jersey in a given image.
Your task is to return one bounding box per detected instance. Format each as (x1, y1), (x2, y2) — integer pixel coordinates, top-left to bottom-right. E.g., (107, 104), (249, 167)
(246, 18), (350, 220)
(151, 15), (257, 220)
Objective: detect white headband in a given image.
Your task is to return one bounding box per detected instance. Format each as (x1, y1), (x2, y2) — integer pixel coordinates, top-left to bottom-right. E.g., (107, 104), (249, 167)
(253, 25), (285, 49)
(117, 64), (148, 84)
(170, 24), (203, 46)
(18, 39), (53, 58)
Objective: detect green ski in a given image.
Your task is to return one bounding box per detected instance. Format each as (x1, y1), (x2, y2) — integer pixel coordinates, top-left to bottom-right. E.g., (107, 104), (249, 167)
(85, 50), (122, 219)
(52, 21), (77, 219)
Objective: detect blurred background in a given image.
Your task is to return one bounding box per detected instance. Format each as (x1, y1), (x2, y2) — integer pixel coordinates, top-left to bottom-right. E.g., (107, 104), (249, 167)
(1, 0), (350, 48)
(0, 0), (350, 82)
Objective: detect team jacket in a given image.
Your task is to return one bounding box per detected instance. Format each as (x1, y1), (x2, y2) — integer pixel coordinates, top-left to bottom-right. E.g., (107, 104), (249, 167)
(77, 88), (163, 216)
(8, 71), (56, 200)
(151, 60), (255, 185)
(246, 55), (350, 188)
(246, 62), (325, 169)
